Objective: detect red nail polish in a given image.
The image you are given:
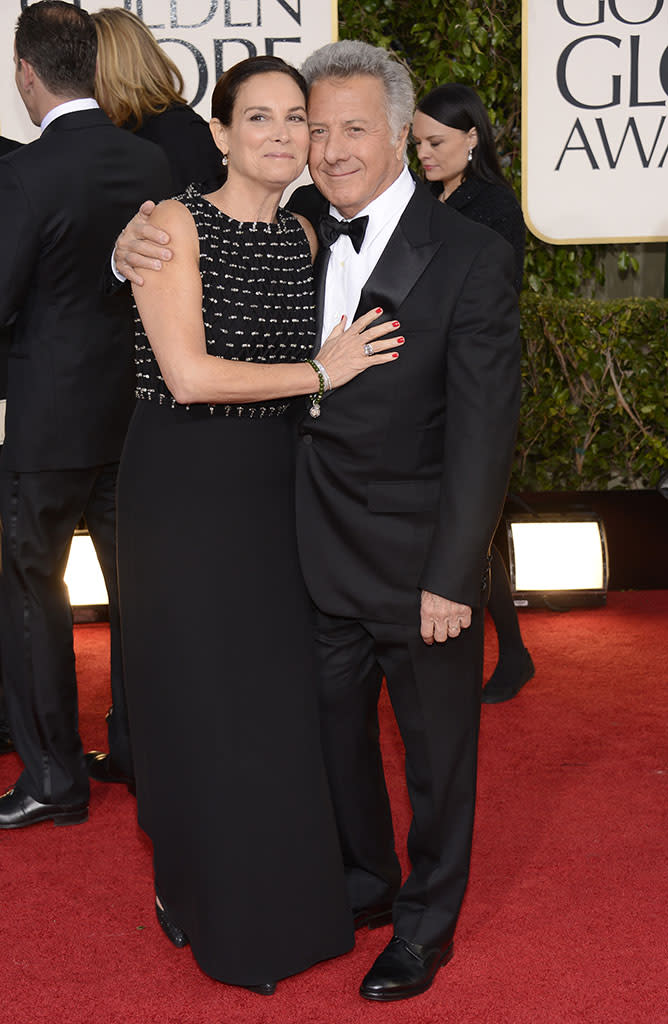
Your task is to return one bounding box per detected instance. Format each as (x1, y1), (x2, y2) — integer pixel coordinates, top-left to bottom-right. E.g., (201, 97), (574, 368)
(392, 353), (399, 359)
(392, 321), (400, 328)
(397, 337), (405, 344)
(375, 307), (383, 314)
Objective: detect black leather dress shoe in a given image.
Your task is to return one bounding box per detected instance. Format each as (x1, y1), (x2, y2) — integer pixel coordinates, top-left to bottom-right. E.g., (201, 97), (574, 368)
(353, 903), (394, 930)
(482, 646), (535, 704)
(85, 751), (136, 794)
(0, 787), (88, 830)
(359, 935), (454, 1001)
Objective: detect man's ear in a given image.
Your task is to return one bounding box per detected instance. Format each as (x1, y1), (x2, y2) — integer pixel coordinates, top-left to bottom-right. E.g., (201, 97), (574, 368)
(16, 57), (36, 91)
(394, 122), (410, 160)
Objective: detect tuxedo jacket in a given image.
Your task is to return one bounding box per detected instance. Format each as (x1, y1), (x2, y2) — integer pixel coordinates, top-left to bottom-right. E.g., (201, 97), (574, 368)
(0, 109), (172, 472)
(288, 180), (521, 623)
(435, 174), (526, 294)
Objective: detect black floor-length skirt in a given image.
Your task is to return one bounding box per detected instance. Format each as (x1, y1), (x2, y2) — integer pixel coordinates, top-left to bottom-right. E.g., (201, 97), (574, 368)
(117, 400), (353, 986)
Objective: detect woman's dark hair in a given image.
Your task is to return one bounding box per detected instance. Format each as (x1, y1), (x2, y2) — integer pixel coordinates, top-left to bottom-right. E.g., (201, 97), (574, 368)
(416, 83), (508, 187)
(15, 1), (97, 99)
(211, 56), (307, 125)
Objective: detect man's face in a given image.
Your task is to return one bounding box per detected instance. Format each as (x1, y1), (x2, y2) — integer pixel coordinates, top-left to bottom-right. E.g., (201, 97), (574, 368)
(307, 74), (408, 219)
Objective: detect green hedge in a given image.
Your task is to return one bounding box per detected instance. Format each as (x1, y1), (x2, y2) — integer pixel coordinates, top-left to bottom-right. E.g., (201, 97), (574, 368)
(513, 296), (668, 491)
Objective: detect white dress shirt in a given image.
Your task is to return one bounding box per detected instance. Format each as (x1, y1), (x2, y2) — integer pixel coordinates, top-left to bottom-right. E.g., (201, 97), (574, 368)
(318, 164), (415, 349)
(40, 97), (99, 133)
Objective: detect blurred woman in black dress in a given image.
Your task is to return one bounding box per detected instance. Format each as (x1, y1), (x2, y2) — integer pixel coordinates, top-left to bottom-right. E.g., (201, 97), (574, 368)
(92, 8), (222, 193)
(413, 84), (534, 703)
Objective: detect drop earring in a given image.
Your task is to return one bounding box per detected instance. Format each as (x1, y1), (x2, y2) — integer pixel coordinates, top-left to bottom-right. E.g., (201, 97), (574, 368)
(467, 147), (473, 163)
(222, 153), (228, 166)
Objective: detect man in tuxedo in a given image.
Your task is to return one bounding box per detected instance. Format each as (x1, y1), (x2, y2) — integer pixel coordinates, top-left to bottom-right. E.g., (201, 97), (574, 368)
(288, 41), (520, 1001)
(114, 40), (520, 1001)
(0, 1), (171, 829)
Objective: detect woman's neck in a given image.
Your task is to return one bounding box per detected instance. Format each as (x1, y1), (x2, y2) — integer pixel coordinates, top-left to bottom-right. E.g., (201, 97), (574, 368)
(204, 178), (284, 223)
(439, 173), (467, 202)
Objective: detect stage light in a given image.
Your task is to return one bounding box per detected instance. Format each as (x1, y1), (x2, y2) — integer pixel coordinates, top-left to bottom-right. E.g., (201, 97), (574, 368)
(64, 531), (108, 610)
(506, 513), (608, 608)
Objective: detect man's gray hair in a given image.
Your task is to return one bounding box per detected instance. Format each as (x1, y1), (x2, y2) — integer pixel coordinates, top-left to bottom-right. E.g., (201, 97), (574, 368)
(301, 40), (415, 145)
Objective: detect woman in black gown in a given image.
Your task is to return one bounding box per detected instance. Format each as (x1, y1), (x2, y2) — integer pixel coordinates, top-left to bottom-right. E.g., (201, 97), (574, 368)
(117, 57), (401, 995)
(413, 84), (534, 704)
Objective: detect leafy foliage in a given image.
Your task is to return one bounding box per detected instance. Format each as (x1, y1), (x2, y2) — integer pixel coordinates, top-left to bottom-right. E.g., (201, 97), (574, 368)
(514, 295), (668, 490)
(337, 3), (665, 491)
(337, 0), (635, 297)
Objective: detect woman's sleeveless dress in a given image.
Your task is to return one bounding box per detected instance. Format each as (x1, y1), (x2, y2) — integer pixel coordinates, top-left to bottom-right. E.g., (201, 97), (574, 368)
(116, 186), (353, 986)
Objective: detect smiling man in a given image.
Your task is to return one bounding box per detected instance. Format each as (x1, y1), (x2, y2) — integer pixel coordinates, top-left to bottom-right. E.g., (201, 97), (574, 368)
(285, 41), (520, 1003)
(113, 39), (521, 1003)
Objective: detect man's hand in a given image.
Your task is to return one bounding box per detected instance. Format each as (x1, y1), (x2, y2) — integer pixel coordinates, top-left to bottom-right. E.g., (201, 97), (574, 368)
(113, 200), (173, 286)
(420, 590), (472, 645)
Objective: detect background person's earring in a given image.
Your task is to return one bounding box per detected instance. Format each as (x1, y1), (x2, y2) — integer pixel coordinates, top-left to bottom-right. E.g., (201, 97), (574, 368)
(467, 147), (473, 162)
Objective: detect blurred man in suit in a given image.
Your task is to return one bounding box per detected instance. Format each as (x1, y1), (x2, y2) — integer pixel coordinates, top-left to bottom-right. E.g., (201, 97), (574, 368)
(0, 133), (22, 755)
(0, 1), (171, 829)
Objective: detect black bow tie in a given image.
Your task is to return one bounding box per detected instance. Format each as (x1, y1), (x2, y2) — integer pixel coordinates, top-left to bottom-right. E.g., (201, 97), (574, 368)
(317, 213), (369, 254)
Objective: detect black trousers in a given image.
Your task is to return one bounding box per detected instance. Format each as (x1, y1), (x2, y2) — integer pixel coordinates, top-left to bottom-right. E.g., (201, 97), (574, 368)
(314, 606), (483, 950)
(0, 463), (130, 804)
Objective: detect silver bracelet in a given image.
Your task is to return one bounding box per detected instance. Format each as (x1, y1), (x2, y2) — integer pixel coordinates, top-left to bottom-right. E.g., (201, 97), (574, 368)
(312, 358), (332, 392)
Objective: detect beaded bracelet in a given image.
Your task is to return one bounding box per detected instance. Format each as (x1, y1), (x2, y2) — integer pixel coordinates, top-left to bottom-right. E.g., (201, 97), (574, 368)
(306, 358), (329, 418)
(313, 358), (332, 393)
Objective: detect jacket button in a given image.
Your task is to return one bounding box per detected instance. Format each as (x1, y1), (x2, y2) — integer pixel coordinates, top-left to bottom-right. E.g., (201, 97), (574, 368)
(302, 434), (313, 445)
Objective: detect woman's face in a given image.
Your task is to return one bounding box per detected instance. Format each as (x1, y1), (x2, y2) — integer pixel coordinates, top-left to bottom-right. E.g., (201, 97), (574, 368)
(211, 71), (309, 190)
(412, 109), (477, 190)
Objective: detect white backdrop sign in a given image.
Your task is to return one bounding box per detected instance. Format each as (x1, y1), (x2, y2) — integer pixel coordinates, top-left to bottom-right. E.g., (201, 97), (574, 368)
(523, 0), (668, 243)
(0, 0), (338, 144)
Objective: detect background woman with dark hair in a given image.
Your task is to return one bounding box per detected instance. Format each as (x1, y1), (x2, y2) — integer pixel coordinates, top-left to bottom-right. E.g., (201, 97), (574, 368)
(413, 84), (533, 702)
(92, 7), (222, 193)
(413, 83), (525, 293)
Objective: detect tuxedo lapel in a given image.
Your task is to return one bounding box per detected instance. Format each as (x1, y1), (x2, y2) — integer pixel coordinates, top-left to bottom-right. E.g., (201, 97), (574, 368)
(312, 245), (330, 354)
(358, 182), (441, 315)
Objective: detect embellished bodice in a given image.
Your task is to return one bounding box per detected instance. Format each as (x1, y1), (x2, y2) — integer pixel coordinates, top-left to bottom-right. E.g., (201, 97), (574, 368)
(133, 184), (317, 417)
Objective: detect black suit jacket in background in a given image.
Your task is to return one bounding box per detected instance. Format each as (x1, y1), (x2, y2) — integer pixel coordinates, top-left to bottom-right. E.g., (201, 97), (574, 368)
(288, 180), (521, 623)
(0, 109), (172, 473)
(0, 136), (22, 159)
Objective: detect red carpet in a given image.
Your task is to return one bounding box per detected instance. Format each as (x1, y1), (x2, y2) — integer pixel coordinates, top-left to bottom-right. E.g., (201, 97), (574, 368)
(0, 591), (666, 1023)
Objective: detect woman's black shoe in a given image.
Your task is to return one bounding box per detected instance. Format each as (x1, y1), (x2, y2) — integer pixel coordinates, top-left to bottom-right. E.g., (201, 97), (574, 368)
(243, 982), (276, 995)
(155, 896), (189, 948)
(482, 647), (535, 704)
